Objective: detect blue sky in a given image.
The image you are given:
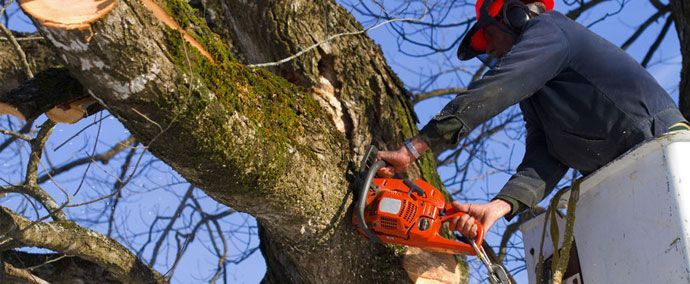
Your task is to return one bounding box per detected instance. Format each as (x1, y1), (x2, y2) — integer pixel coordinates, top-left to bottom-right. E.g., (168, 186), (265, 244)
(0, 1), (681, 283)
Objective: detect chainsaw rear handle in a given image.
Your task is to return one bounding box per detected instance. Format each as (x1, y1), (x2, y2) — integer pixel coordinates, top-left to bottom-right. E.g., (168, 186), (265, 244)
(442, 205), (485, 248)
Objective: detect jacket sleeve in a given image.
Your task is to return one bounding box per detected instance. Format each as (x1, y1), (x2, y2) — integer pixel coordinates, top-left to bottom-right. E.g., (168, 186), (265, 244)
(494, 103), (568, 220)
(419, 15), (571, 152)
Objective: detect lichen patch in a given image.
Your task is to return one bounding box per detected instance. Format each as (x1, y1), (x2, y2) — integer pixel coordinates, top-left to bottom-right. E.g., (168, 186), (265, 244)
(93, 62), (161, 99)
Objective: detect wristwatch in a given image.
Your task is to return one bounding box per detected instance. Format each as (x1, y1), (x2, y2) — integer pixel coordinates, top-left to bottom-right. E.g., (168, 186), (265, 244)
(404, 139), (421, 159)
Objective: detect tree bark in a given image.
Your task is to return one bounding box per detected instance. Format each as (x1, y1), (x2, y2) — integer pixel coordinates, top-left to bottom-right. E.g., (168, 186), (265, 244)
(0, 68), (86, 121)
(671, 0), (690, 119)
(0, 207), (163, 283)
(18, 0), (459, 283)
(2, 251), (120, 283)
(0, 34), (60, 95)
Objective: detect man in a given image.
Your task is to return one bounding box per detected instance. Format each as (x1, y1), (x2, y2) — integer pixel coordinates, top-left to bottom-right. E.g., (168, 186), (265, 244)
(376, 0), (688, 239)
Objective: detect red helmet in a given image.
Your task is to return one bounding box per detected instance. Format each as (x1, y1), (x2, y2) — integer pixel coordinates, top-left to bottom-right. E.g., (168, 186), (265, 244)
(457, 0), (554, 61)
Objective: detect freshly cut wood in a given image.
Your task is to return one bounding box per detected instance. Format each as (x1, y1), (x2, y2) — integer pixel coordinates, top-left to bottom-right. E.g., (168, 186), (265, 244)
(403, 247), (463, 284)
(46, 97), (97, 124)
(0, 68), (85, 122)
(20, 0), (214, 62)
(0, 102), (26, 120)
(19, 0), (118, 30)
(140, 0), (214, 62)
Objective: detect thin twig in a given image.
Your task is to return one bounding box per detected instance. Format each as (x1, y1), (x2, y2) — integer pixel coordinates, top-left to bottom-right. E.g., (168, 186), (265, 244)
(0, 2), (33, 79)
(247, 1), (430, 68)
(25, 254), (72, 271)
(0, 128), (30, 142)
(0, 0), (13, 17)
(0, 36), (43, 41)
(73, 112), (104, 195)
(413, 87), (465, 104)
(641, 15), (673, 68)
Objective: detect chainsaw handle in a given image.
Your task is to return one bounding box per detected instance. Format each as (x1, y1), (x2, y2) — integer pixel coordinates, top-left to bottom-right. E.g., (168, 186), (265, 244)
(356, 158), (387, 243)
(441, 206), (485, 248)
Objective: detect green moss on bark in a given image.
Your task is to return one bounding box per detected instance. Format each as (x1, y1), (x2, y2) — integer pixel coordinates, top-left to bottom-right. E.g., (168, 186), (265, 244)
(147, 1), (339, 208)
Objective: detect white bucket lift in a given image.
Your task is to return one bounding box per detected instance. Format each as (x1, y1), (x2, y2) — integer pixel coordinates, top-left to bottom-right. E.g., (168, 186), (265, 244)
(520, 131), (690, 284)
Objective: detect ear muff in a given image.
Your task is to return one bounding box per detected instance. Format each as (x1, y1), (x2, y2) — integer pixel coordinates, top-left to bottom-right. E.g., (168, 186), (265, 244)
(501, 0), (533, 31)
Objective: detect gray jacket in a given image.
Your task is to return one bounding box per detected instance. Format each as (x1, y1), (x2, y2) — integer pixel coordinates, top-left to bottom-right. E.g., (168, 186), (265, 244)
(418, 11), (685, 218)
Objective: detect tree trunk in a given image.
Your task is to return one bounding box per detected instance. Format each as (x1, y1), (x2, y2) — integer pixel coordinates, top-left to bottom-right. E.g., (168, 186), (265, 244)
(18, 0), (463, 283)
(672, 0), (690, 119)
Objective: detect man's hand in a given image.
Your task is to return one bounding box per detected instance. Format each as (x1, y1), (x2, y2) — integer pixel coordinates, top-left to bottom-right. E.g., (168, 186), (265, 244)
(448, 199), (512, 239)
(376, 136), (429, 177)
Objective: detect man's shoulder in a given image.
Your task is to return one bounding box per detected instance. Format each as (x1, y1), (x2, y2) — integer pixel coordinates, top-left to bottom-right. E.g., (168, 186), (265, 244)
(525, 10), (588, 42)
(529, 10), (574, 27)
(521, 10), (574, 41)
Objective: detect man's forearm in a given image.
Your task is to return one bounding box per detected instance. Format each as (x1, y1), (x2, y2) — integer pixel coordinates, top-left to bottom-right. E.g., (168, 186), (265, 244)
(418, 116), (467, 153)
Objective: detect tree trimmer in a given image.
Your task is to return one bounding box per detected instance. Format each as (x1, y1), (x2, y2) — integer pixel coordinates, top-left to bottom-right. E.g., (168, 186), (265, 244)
(353, 145), (512, 284)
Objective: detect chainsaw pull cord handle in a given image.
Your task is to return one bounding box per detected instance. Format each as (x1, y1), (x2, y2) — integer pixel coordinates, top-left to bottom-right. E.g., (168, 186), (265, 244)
(441, 205), (485, 248)
(356, 159), (387, 243)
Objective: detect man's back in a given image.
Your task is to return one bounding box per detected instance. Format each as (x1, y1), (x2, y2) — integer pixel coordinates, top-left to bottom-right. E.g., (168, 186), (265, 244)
(522, 11), (684, 172)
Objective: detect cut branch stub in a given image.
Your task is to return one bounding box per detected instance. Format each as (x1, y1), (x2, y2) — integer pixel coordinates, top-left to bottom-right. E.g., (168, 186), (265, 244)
(0, 103), (26, 120)
(46, 96), (99, 124)
(0, 68), (86, 122)
(20, 0), (214, 62)
(18, 0), (118, 30)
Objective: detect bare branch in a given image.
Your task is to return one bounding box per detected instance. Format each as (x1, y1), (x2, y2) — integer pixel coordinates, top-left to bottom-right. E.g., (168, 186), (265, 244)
(621, 7), (670, 50)
(413, 87), (465, 104)
(0, 68), (89, 123)
(149, 186), (194, 266)
(641, 15), (674, 67)
(498, 207), (546, 263)
(0, 128), (30, 142)
(565, 0), (606, 20)
(0, 206), (164, 283)
(2, 261), (49, 284)
(37, 136), (136, 184)
(0, 36), (43, 41)
(0, 2), (32, 79)
(0, 119), (33, 153)
(247, 3), (431, 68)
(25, 120), (54, 187)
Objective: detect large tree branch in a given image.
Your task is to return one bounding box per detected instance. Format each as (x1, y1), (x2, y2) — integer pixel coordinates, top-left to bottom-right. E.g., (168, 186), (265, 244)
(0, 206), (163, 283)
(2, 261), (49, 284)
(671, 0), (690, 119)
(17, 0), (457, 282)
(0, 68), (100, 123)
(0, 13), (33, 79)
(13, 1), (454, 281)
(0, 33), (60, 95)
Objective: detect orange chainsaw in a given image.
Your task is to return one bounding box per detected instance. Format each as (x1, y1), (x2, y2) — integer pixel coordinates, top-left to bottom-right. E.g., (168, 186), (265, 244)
(353, 145), (484, 255)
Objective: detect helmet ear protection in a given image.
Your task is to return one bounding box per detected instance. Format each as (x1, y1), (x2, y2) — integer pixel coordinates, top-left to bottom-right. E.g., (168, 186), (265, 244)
(457, 0), (550, 61)
(501, 0), (545, 32)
